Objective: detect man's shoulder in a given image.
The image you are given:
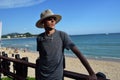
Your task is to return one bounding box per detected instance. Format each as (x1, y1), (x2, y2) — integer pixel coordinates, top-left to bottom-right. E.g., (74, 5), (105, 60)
(56, 30), (67, 35)
(56, 30), (69, 41)
(37, 32), (44, 36)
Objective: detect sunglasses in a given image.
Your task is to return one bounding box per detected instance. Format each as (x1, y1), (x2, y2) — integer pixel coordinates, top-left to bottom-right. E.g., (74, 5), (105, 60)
(45, 17), (57, 21)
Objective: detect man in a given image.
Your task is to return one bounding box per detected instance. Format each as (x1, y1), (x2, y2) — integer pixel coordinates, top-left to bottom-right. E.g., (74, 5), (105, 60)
(35, 9), (97, 80)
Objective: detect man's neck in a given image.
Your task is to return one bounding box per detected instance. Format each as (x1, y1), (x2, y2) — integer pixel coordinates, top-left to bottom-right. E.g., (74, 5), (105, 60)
(45, 29), (55, 36)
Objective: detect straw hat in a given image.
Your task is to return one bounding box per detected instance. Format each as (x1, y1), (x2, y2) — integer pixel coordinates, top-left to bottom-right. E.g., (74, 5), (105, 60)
(36, 9), (62, 28)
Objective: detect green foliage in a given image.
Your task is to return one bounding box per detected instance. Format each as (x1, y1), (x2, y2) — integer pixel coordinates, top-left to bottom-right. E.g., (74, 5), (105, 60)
(1, 77), (35, 80)
(26, 77), (35, 80)
(1, 77), (12, 80)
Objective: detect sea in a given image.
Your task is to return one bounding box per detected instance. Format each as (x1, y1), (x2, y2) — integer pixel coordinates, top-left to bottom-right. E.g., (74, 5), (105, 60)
(1, 33), (120, 61)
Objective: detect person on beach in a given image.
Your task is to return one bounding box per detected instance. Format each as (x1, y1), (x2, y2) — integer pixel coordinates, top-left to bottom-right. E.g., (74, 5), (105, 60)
(35, 9), (97, 80)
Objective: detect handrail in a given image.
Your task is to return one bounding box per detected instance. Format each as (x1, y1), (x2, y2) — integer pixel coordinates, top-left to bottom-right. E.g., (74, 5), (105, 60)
(0, 55), (35, 68)
(0, 55), (110, 80)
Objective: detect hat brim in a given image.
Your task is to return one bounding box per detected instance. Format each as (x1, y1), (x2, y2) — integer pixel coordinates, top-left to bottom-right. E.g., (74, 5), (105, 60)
(36, 15), (61, 28)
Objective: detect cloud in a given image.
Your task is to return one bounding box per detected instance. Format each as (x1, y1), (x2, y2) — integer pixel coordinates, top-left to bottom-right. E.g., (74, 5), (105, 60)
(0, 0), (46, 9)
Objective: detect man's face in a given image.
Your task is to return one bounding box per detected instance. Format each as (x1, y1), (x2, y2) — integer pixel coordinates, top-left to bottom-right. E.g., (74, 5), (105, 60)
(43, 17), (56, 29)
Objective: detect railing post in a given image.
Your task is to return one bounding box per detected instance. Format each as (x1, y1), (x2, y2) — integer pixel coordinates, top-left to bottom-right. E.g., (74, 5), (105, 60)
(13, 54), (28, 80)
(1, 53), (10, 76)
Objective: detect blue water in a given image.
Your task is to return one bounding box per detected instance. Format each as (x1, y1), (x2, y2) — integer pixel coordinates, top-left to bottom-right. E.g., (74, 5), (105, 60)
(1, 33), (120, 60)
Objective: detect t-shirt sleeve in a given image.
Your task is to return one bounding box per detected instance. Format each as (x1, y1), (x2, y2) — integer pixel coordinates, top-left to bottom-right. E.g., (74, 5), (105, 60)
(36, 33), (44, 51)
(62, 32), (75, 50)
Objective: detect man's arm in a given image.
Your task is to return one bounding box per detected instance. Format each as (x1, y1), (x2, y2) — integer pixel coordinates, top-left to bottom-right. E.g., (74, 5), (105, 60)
(71, 46), (97, 80)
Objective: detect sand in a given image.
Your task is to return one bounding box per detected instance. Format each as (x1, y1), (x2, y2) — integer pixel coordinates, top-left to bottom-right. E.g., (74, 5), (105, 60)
(1, 47), (120, 80)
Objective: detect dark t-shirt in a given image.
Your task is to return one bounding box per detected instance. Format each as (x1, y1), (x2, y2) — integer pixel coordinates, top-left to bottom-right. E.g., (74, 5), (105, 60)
(36, 30), (75, 80)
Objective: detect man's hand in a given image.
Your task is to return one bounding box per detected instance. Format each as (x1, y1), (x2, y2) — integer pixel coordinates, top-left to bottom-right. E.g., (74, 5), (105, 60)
(89, 74), (97, 80)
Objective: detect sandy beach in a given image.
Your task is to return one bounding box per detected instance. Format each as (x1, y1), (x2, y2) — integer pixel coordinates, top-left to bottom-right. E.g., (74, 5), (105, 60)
(1, 47), (120, 80)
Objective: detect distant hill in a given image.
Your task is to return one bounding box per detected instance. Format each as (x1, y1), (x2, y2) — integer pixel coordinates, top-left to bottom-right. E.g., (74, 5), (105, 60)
(2, 32), (37, 38)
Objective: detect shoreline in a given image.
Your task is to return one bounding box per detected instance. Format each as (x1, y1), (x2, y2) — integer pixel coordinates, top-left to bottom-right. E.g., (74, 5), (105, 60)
(1, 47), (120, 80)
(65, 54), (120, 63)
(1, 47), (120, 63)
(2, 46), (120, 62)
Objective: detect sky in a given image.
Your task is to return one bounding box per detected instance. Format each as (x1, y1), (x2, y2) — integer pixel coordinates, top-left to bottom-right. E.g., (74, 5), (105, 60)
(0, 0), (120, 35)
